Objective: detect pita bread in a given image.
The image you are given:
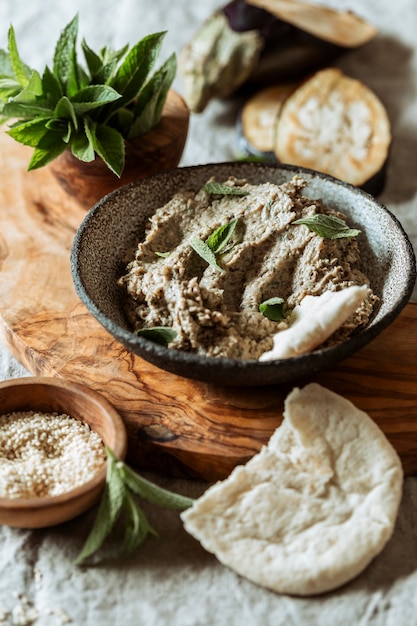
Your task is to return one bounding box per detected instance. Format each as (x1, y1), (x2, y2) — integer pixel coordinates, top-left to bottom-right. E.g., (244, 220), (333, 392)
(259, 284), (369, 361)
(181, 383), (403, 596)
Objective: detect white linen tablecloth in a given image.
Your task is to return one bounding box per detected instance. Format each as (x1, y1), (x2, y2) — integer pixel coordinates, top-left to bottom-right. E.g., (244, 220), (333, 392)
(0, 1), (416, 624)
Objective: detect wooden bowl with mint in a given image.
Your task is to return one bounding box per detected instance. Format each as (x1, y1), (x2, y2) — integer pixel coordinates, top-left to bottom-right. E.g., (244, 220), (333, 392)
(0, 16), (189, 209)
(0, 377), (127, 528)
(71, 162), (416, 387)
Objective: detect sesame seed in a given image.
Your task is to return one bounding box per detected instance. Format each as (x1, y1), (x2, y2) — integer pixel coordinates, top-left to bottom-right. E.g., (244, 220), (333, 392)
(0, 411), (106, 498)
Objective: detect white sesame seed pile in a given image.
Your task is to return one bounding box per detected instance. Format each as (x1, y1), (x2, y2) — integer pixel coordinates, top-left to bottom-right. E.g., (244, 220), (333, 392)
(0, 411), (107, 498)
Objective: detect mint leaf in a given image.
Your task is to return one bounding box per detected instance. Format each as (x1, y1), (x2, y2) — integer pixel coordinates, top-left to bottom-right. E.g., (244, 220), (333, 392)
(12, 69), (43, 102)
(7, 118), (52, 147)
(53, 14), (79, 96)
(89, 124), (125, 176)
(202, 181), (249, 196)
(54, 96), (78, 129)
(110, 31), (166, 107)
(81, 38), (103, 77)
(259, 297), (285, 321)
(0, 48), (14, 77)
(121, 490), (157, 555)
(74, 453), (126, 564)
(293, 214), (361, 239)
(70, 85), (122, 114)
(154, 251), (171, 258)
(129, 53), (176, 137)
(135, 326), (177, 345)
(42, 65), (63, 102)
(27, 131), (68, 169)
(0, 77), (22, 101)
(7, 25), (31, 87)
(2, 100), (52, 119)
(71, 128), (95, 162)
(190, 237), (224, 271)
(206, 218), (238, 255)
(121, 464), (194, 509)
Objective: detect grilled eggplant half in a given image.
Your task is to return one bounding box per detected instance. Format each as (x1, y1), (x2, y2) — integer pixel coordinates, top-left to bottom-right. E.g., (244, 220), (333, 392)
(179, 0), (377, 112)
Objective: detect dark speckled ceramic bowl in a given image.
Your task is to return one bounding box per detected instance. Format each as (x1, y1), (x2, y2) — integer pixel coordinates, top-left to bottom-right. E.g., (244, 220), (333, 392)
(70, 163), (416, 387)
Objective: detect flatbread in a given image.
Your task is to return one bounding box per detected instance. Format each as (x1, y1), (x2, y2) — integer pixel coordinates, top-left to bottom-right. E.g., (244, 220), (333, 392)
(259, 284), (369, 360)
(181, 383), (403, 596)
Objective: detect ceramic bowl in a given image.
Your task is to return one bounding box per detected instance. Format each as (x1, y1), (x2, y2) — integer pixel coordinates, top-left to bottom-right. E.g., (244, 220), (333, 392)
(71, 162), (416, 387)
(0, 376), (127, 528)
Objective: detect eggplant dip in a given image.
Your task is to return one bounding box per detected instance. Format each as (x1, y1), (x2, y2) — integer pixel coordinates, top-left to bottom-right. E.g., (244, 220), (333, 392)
(118, 176), (377, 360)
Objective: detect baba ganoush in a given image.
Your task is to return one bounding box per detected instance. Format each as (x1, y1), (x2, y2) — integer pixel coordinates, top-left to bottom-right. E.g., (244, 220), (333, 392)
(118, 176), (377, 360)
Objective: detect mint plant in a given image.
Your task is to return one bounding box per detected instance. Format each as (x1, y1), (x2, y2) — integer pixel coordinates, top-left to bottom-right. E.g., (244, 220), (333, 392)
(0, 15), (176, 175)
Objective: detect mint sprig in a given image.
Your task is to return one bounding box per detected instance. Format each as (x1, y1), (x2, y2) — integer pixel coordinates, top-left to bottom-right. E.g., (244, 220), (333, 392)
(0, 16), (176, 175)
(202, 181), (249, 196)
(190, 219), (239, 271)
(259, 297), (285, 321)
(292, 214), (361, 239)
(75, 447), (193, 565)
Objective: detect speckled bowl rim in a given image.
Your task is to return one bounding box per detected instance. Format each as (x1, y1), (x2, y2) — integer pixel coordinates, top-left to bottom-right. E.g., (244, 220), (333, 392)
(71, 162), (416, 387)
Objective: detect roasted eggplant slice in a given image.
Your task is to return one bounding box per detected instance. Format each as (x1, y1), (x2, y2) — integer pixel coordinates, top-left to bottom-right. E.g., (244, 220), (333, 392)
(246, 0), (377, 47)
(178, 0), (377, 112)
(236, 83), (298, 158)
(273, 68), (391, 194)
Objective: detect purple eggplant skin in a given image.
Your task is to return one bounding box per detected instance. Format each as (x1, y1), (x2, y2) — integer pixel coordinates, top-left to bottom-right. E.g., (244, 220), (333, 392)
(222, 0), (346, 85)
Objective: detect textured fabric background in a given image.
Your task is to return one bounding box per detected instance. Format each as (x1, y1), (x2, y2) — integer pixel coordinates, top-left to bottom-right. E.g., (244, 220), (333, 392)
(0, 1), (416, 624)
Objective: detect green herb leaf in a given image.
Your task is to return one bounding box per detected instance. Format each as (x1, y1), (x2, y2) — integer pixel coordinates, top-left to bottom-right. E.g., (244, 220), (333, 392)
(71, 119), (95, 161)
(259, 297), (285, 321)
(205, 218), (238, 255)
(293, 214), (361, 239)
(74, 452), (126, 564)
(75, 447), (193, 565)
(7, 118), (52, 147)
(89, 123), (125, 177)
(190, 237), (224, 271)
(53, 14), (80, 96)
(70, 85), (122, 114)
(27, 131), (68, 169)
(54, 96), (78, 131)
(202, 181), (249, 196)
(128, 53), (176, 138)
(154, 251), (171, 258)
(121, 463), (194, 510)
(2, 100), (53, 119)
(0, 48), (14, 77)
(11, 69), (43, 103)
(135, 326), (177, 345)
(120, 489), (157, 555)
(7, 25), (31, 87)
(42, 65), (63, 102)
(81, 38), (103, 78)
(110, 31), (166, 108)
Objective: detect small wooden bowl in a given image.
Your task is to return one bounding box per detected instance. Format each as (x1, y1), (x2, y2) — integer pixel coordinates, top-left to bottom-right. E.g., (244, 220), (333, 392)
(0, 376), (127, 528)
(49, 89), (190, 209)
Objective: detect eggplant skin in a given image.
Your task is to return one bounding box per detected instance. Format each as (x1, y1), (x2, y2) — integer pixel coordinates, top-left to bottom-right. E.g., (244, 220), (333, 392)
(223, 0), (345, 85)
(179, 0), (349, 112)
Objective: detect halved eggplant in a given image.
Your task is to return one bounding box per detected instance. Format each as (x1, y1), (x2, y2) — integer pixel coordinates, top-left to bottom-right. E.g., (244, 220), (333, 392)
(236, 82), (298, 158)
(179, 0), (377, 112)
(273, 68), (391, 195)
(236, 68), (391, 194)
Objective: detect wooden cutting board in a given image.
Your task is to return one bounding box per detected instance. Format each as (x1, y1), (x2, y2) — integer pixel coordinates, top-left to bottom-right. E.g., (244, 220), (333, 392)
(0, 131), (416, 481)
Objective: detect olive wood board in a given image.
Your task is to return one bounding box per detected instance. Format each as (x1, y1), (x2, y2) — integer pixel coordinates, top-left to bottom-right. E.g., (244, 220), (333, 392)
(0, 132), (416, 481)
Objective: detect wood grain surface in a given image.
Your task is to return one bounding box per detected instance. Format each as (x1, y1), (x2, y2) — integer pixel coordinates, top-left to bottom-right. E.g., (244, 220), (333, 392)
(0, 130), (416, 481)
